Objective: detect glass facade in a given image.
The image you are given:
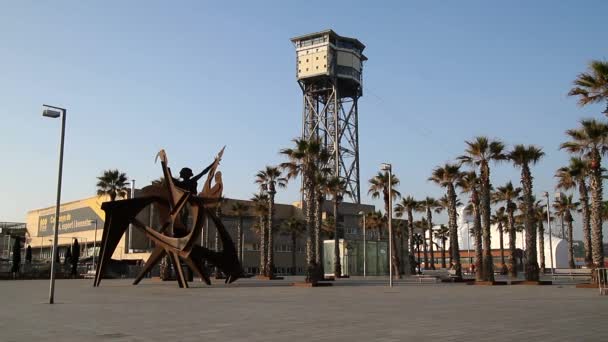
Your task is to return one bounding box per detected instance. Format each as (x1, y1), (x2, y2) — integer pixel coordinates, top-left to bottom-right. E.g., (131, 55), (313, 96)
(323, 239), (388, 276)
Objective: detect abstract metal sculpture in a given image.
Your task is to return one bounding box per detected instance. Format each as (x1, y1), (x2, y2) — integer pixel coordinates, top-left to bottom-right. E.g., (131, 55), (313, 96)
(93, 148), (241, 288)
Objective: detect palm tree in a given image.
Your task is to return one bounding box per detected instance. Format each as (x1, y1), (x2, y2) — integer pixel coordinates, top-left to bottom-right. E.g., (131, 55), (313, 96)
(96, 169), (129, 201)
(395, 195), (418, 274)
(534, 201), (549, 273)
(568, 60), (608, 114)
(251, 193), (268, 275)
(365, 211), (385, 241)
(552, 195), (568, 240)
(281, 139), (330, 265)
(412, 233), (424, 273)
(491, 207), (508, 274)
(555, 157), (592, 266)
(322, 176), (351, 277)
(255, 166), (287, 278)
(415, 197), (441, 271)
(313, 166), (331, 267)
(368, 171), (402, 278)
(458, 171), (483, 281)
(429, 163), (463, 279)
(231, 202), (249, 263)
(556, 195), (580, 269)
(560, 119), (608, 273)
(281, 218), (306, 275)
(458, 136), (506, 282)
(434, 224), (450, 268)
(493, 181), (522, 278)
(508, 144), (544, 281)
(414, 218), (429, 269)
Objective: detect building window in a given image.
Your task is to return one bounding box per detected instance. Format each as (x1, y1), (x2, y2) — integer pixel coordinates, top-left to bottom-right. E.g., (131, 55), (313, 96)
(306, 59), (309, 62)
(316, 57), (319, 60)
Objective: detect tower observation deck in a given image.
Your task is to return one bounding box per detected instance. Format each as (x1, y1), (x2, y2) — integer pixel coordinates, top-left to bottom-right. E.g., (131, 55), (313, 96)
(291, 29), (366, 203)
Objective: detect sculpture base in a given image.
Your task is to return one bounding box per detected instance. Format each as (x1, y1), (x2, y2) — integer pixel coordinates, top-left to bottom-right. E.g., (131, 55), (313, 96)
(255, 275), (284, 280)
(470, 281), (508, 286)
(512, 280), (552, 285)
(291, 282), (333, 287)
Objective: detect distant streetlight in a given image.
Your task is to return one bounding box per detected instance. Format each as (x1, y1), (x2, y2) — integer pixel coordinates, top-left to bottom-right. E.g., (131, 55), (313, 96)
(42, 104), (66, 305)
(380, 163), (393, 288)
(358, 211), (366, 277)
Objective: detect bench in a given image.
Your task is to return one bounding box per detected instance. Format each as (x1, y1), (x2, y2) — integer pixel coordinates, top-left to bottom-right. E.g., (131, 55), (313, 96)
(551, 268), (592, 281)
(422, 269), (452, 281)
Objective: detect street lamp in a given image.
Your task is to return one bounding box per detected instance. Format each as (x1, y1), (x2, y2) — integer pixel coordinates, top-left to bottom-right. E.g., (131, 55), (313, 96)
(543, 192), (555, 275)
(358, 211), (366, 277)
(124, 180), (135, 253)
(380, 163), (393, 287)
(90, 219), (98, 270)
(42, 104), (66, 305)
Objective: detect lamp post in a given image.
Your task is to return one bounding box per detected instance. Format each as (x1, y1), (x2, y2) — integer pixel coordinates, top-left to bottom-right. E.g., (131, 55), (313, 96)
(126, 180), (135, 253)
(358, 211), (366, 277)
(380, 163), (393, 287)
(90, 219), (98, 270)
(43, 104), (66, 305)
(543, 192), (555, 275)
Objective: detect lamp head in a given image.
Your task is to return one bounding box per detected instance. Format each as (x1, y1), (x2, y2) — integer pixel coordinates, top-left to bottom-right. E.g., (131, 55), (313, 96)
(42, 108), (61, 118)
(358, 211), (365, 216)
(380, 163), (391, 171)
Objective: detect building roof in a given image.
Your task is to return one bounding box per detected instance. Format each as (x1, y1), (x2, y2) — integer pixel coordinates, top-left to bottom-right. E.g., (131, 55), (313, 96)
(290, 29), (366, 51)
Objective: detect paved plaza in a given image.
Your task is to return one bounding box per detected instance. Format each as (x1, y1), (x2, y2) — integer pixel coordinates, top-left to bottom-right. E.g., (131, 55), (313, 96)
(0, 277), (606, 342)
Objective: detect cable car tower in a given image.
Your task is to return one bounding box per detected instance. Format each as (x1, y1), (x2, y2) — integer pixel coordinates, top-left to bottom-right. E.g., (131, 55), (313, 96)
(291, 30), (366, 203)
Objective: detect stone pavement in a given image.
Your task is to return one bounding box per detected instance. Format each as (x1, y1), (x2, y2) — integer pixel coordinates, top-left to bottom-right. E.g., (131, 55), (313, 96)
(0, 276), (606, 342)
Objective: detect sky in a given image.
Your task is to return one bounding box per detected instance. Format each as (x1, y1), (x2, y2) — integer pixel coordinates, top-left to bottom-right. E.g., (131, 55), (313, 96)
(1, 1), (607, 239)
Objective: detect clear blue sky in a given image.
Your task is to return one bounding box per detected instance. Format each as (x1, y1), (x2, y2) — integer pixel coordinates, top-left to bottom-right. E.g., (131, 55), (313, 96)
(1, 1), (607, 240)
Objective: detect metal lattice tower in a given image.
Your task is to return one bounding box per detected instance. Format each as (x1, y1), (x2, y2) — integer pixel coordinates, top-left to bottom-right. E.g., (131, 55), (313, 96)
(291, 30), (366, 203)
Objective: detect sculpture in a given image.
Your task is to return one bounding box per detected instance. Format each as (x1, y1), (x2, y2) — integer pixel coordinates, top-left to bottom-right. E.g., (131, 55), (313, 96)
(93, 148), (242, 288)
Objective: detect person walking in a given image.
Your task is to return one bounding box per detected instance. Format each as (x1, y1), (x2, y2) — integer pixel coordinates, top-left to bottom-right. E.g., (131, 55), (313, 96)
(71, 239), (80, 278)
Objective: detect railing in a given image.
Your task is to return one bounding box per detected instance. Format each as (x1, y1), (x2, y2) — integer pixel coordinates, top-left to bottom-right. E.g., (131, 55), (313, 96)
(598, 268), (608, 296)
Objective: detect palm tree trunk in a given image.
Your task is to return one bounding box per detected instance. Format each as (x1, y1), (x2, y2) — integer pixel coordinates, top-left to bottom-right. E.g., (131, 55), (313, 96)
(333, 198), (341, 277)
(441, 239), (447, 268)
(567, 212), (575, 269)
(579, 181), (593, 267)
(422, 228), (428, 270)
(590, 150), (605, 276)
(508, 206), (518, 278)
(236, 216), (243, 263)
(259, 215), (266, 275)
(291, 232), (297, 275)
(521, 164), (539, 281)
(266, 191), (275, 278)
(480, 162), (494, 282)
(498, 223), (507, 274)
(401, 225), (410, 275)
(408, 210), (416, 274)
(447, 185), (462, 279)
(538, 218), (545, 274)
(304, 186), (315, 265)
(384, 196), (401, 278)
(315, 194), (324, 271)
(560, 214), (565, 240)
(473, 199), (483, 282)
(426, 208), (435, 270)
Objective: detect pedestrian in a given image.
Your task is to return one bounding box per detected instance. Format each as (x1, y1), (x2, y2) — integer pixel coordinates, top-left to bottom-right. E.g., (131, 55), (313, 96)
(71, 239), (80, 278)
(10, 236), (22, 279)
